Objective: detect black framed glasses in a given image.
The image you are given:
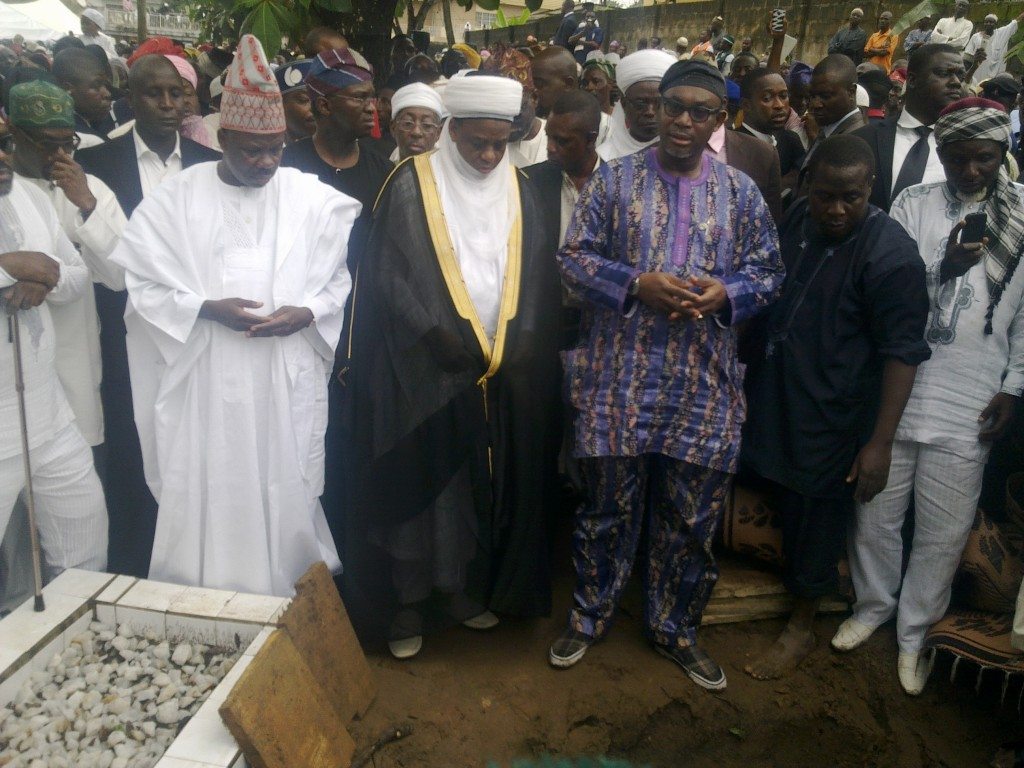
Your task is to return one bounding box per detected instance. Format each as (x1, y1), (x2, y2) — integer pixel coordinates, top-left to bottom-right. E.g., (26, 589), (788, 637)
(661, 97), (719, 123)
(17, 130), (81, 153)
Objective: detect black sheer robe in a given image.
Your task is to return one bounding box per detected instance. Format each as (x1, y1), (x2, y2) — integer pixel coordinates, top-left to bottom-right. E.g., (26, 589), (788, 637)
(343, 155), (562, 639)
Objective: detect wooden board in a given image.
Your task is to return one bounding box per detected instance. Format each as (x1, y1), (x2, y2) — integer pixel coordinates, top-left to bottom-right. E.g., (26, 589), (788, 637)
(277, 562), (376, 721)
(220, 629), (355, 768)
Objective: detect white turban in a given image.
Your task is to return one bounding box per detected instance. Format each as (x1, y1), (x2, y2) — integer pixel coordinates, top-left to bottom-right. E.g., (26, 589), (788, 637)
(616, 49), (676, 94)
(392, 82), (446, 121)
(81, 8), (105, 29)
(442, 75), (522, 121)
(856, 83), (869, 108)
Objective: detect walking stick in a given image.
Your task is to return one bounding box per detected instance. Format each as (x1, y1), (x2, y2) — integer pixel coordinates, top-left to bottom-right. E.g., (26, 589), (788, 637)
(8, 312), (45, 612)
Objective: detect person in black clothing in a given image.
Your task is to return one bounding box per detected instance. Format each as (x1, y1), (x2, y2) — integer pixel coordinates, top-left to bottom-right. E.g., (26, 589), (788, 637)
(852, 43), (965, 212)
(75, 55), (221, 577)
(738, 68), (806, 201)
(280, 46), (393, 572)
(52, 48), (114, 141)
(552, 0), (578, 51)
(741, 135), (931, 680)
(827, 8), (868, 64)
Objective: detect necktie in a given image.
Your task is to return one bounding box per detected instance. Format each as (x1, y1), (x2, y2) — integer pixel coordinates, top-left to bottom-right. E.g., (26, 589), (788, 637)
(891, 125), (932, 201)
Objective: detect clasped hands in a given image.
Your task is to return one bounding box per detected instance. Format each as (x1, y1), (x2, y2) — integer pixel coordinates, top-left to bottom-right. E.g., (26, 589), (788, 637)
(634, 272), (728, 322)
(0, 251), (60, 314)
(199, 298), (313, 337)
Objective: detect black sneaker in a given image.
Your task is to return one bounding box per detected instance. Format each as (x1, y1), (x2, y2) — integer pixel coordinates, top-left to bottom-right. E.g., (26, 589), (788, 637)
(656, 643), (727, 690)
(549, 629), (593, 668)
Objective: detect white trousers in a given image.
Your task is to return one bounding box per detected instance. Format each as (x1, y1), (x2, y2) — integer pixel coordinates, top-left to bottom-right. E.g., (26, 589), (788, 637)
(0, 422), (108, 576)
(848, 439), (983, 654)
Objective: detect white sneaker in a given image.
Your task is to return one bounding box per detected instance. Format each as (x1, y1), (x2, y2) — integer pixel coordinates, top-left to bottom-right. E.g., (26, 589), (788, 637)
(388, 635), (423, 660)
(830, 617), (876, 652)
(897, 651), (929, 695)
(462, 610), (499, 630)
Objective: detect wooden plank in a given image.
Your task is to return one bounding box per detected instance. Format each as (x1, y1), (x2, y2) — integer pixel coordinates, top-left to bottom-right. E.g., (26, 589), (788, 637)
(220, 629), (355, 768)
(277, 562), (376, 721)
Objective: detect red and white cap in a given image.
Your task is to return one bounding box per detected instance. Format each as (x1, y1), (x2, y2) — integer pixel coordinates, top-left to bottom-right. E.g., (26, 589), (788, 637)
(220, 34), (286, 135)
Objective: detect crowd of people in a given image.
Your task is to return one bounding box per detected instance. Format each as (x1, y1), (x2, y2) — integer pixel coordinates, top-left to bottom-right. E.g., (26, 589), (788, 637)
(0, 0), (1023, 707)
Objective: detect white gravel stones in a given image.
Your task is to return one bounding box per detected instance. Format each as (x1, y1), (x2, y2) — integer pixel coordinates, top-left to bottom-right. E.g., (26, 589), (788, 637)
(0, 621), (241, 768)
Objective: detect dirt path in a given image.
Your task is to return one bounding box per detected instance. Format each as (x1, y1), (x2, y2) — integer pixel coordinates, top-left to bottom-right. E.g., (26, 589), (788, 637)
(348, 571), (1020, 768)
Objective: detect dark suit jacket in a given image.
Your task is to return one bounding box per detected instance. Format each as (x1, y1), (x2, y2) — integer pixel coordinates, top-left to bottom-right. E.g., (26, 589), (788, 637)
(724, 129), (783, 224)
(523, 159), (565, 239)
(73, 130), (220, 577)
(795, 110), (868, 199)
(76, 130), (221, 217)
(851, 117), (902, 212)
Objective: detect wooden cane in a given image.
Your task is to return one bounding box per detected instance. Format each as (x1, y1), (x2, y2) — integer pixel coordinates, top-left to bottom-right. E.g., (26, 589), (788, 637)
(8, 312), (45, 611)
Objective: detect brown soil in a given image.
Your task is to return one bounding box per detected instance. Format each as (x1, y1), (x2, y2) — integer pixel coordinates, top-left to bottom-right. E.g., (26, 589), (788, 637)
(348, 567), (1021, 768)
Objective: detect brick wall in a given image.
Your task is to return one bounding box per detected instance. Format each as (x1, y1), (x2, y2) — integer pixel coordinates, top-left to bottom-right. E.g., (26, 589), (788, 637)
(465, 1), (1024, 67)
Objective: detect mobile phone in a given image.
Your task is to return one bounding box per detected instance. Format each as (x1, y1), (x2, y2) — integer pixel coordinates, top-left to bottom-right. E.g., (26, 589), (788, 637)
(770, 8), (786, 32)
(961, 212), (987, 244)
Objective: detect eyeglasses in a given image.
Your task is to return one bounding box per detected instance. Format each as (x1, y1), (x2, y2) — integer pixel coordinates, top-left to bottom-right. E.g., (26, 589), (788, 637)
(17, 131), (81, 153)
(0, 135), (13, 153)
(392, 116), (441, 133)
(331, 92), (378, 108)
(661, 97), (719, 123)
(624, 96), (661, 113)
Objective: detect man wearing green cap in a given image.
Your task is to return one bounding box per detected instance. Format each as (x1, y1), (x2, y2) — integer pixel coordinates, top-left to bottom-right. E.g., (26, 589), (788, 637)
(0, 82), (109, 578)
(8, 79), (127, 458)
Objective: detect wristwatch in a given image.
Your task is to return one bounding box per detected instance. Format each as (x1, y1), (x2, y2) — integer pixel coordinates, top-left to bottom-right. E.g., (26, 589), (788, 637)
(627, 276), (641, 297)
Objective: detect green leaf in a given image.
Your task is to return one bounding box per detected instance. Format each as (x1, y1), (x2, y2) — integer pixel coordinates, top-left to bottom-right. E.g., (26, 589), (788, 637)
(524, 0), (542, 10)
(495, 7), (507, 26)
(475, 0), (501, 10)
(240, 0), (285, 57)
(393, 0), (406, 18)
(728, 726), (746, 740)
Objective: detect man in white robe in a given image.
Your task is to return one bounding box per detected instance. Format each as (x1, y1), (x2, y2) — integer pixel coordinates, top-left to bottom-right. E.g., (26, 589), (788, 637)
(78, 9), (118, 60)
(597, 49), (677, 161)
(110, 35), (362, 597)
(0, 113), (108, 577)
(8, 80), (127, 452)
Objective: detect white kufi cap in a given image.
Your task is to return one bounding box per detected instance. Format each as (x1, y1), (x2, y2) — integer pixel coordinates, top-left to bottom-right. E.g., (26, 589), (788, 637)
(392, 81), (446, 121)
(81, 8), (105, 28)
(616, 49), (677, 93)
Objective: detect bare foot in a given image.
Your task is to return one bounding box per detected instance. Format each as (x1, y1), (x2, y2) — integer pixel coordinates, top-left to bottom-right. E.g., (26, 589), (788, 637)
(744, 625), (816, 680)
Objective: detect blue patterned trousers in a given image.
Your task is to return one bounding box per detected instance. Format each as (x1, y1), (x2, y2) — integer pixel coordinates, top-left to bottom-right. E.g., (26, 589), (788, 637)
(569, 455), (731, 650)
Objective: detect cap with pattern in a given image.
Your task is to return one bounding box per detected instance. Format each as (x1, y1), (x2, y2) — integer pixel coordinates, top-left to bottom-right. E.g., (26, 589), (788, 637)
(220, 34), (286, 135)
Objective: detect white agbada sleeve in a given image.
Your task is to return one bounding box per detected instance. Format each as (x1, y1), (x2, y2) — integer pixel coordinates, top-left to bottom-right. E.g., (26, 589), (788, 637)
(294, 190), (360, 362)
(110, 178), (208, 355)
(73, 174), (128, 291)
(24, 184), (90, 306)
(1001, 289), (1024, 396)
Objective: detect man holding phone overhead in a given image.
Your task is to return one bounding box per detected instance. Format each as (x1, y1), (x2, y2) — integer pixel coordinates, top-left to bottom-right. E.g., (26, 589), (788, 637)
(834, 98), (1024, 696)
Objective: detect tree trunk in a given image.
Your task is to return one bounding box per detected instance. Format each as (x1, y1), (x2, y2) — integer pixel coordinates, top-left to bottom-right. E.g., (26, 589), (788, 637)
(137, 0), (148, 41)
(412, 0), (439, 31)
(353, 0), (400, 82)
(442, 0), (455, 45)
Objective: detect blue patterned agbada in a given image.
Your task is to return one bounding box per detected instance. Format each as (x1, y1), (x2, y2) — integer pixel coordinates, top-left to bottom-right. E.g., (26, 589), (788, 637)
(558, 149), (784, 471)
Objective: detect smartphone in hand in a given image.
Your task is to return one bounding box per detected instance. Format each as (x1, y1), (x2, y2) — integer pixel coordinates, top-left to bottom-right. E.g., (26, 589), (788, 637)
(961, 212), (987, 244)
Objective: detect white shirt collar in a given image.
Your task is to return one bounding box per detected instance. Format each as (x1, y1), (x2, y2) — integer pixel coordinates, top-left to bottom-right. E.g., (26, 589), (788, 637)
(133, 126), (182, 163)
(822, 109), (861, 136)
(897, 109), (929, 130)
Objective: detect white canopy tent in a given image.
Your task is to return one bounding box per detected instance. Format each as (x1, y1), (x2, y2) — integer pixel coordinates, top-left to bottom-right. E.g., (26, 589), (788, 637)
(2, 0), (82, 41)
